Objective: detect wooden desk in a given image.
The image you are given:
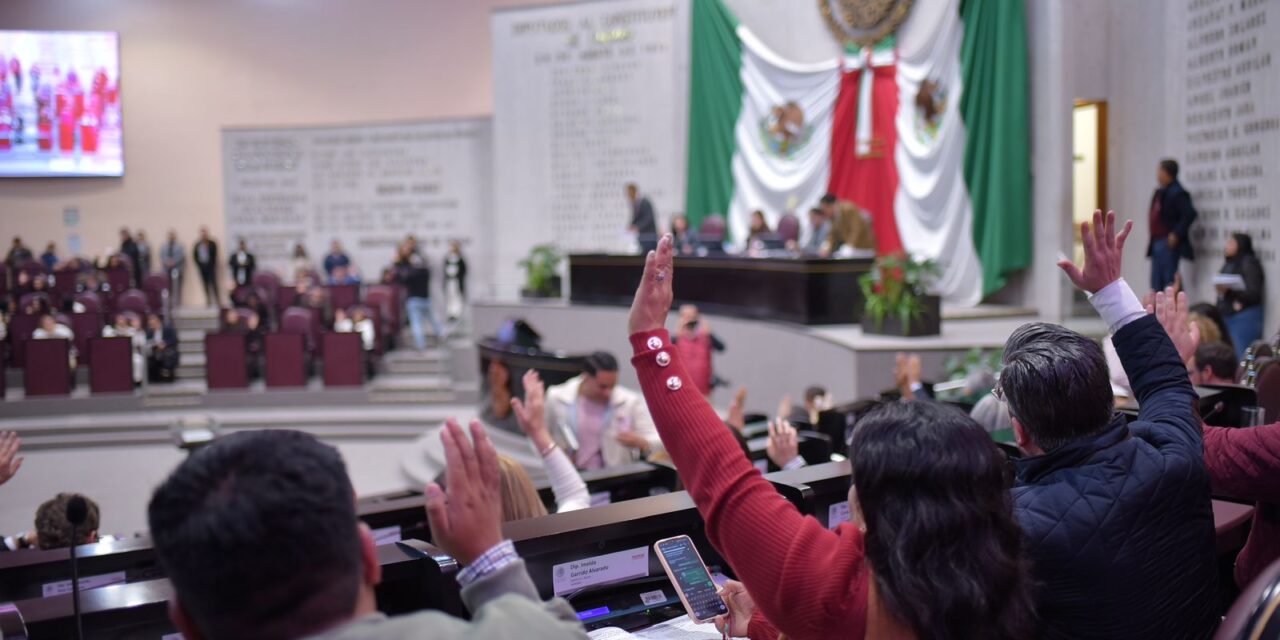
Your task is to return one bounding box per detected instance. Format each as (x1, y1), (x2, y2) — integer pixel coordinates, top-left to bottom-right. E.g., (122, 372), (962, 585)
(569, 254), (873, 325)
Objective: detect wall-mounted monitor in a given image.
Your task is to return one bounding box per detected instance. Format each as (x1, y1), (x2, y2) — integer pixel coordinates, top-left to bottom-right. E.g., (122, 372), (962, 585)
(0, 30), (122, 177)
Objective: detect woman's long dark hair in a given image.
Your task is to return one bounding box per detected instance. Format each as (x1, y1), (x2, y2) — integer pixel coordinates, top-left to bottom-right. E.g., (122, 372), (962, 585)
(850, 400), (1035, 639)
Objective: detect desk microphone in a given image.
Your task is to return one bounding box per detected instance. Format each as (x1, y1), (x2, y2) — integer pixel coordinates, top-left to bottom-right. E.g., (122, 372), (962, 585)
(1202, 401), (1226, 424)
(66, 496), (88, 640)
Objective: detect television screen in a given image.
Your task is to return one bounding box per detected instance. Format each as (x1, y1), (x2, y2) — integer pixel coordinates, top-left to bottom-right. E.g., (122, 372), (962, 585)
(0, 30), (121, 177)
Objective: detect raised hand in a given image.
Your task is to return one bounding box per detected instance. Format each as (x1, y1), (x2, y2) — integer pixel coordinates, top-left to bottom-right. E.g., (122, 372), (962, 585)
(713, 579), (755, 637)
(1058, 210), (1133, 294)
(424, 419), (503, 565)
(628, 234), (675, 335)
(511, 370), (553, 453)
(1148, 285), (1200, 370)
(0, 432), (23, 486)
(726, 386), (747, 432)
(766, 419), (800, 468)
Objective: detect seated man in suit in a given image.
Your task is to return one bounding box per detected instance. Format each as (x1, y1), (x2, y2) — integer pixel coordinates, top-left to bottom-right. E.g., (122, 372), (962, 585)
(544, 351), (663, 471)
(147, 423), (588, 640)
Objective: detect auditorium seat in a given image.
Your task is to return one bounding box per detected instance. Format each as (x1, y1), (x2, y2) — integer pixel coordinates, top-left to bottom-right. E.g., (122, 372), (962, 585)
(89, 336), (135, 393)
(251, 270), (282, 305)
(265, 332), (308, 387)
(53, 266), (81, 302)
(327, 283), (360, 310)
(280, 307), (318, 353)
(363, 285), (399, 349)
(71, 312), (104, 366)
(116, 289), (151, 317)
(7, 314), (41, 368)
(776, 213), (801, 244)
(73, 291), (104, 314)
(103, 265), (131, 293)
(25, 338), (72, 396)
(699, 214), (727, 242)
(16, 260), (48, 279)
(274, 286), (298, 316)
(1215, 558), (1280, 640)
(204, 333), (249, 389)
(17, 291), (51, 314)
(323, 332), (365, 387)
(141, 273), (170, 313)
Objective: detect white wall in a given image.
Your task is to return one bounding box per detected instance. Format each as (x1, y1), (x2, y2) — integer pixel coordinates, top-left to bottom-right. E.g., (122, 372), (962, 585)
(0, 0), (558, 305)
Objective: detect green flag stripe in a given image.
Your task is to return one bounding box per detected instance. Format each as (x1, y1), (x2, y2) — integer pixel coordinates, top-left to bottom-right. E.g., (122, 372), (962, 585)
(684, 0), (742, 230)
(960, 0), (1032, 296)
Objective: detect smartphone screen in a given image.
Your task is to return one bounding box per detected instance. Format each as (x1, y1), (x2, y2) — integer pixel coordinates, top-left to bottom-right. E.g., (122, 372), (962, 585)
(655, 536), (728, 622)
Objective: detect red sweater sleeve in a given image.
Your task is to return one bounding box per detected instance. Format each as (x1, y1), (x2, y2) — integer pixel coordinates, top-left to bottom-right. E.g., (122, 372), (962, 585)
(1202, 421), (1280, 503)
(630, 330), (869, 640)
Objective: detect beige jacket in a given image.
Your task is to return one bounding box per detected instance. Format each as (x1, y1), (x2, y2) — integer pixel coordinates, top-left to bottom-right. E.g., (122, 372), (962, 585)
(544, 374), (662, 468)
(304, 559), (588, 640)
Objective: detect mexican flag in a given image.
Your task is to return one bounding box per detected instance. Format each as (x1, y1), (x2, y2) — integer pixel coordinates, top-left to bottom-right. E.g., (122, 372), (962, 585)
(685, 0), (1030, 305)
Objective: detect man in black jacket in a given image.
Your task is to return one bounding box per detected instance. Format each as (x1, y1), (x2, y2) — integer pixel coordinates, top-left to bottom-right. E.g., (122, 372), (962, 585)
(193, 226), (220, 307)
(119, 227), (141, 286)
(1147, 158), (1198, 293)
(627, 183), (658, 253)
(1004, 211), (1218, 639)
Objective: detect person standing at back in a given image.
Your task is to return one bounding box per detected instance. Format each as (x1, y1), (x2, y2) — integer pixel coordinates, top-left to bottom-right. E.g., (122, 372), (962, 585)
(229, 239), (256, 290)
(1005, 210), (1218, 639)
(1147, 158), (1197, 293)
(193, 227), (220, 307)
(398, 246), (444, 350)
(135, 229), (153, 279)
(627, 182), (658, 253)
(119, 227), (141, 286)
(160, 230), (185, 307)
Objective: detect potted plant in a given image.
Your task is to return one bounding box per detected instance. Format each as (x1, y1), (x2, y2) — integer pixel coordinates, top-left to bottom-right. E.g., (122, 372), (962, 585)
(859, 253), (941, 337)
(519, 244), (563, 299)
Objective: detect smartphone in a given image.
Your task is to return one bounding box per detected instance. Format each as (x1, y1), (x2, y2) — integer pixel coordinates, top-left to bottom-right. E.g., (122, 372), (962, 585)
(653, 535), (728, 624)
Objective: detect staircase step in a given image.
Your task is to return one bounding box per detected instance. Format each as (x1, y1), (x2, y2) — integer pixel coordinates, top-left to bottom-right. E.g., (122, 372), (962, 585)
(382, 359), (450, 375)
(367, 388), (456, 404)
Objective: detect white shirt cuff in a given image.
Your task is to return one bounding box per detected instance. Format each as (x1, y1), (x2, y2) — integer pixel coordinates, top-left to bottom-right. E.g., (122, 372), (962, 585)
(1087, 278), (1147, 333)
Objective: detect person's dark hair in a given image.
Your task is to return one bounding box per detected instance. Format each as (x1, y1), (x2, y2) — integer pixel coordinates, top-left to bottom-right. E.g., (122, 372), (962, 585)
(820, 193), (837, 205)
(1194, 341), (1237, 382)
(1189, 303), (1234, 352)
(147, 430), (362, 640)
(850, 401), (1034, 639)
(1160, 158), (1179, 181)
(803, 385), (827, 404)
(1231, 232), (1255, 257)
(35, 493), (100, 550)
(1001, 322), (1114, 451)
(583, 351), (619, 375)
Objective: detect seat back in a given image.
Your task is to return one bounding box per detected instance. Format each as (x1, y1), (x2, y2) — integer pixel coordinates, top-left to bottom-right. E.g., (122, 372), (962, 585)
(327, 284), (360, 311)
(89, 336), (135, 394)
(25, 338), (72, 396)
(205, 333), (249, 389)
(280, 307), (318, 352)
(103, 266), (131, 293)
(1214, 557), (1280, 640)
(116, 289), (150, 317)
(74, 291), (104, 313)
(776, 214), (801, 244)
(323, 332), (365, 387)
(252, 271), (282, 303)
(141, 273), (170, 313)
(71, 312), (104, 366)
(699, 215), (727, 242)
(17, 291), (51, 315)
(265, 333), (308, 387)
(1255, 359), (1280, 426)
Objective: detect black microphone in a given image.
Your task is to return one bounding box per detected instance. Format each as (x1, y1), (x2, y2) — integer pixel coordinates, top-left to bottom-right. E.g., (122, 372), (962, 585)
(66, 496), (88, 640)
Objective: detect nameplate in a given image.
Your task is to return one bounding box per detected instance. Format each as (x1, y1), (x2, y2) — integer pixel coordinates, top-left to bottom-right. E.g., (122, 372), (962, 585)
(553, 546), (649, 596)
(827, 501), (851, 529)
(42, 570), (127, 597)
(589, 491), (613, 507)
(639, 588), (668, 606)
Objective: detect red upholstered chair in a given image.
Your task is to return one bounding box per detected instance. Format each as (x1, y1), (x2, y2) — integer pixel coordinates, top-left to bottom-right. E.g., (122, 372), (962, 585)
(89, 336), (134, 394)
(16, 261), (48, 279)
(25, 338), (72, 396)
(322, 332), (365, 387)
(205, 333), (249, 389)
(275, 287), (299, 316)
(116, 289), (151, 317)
(7, 314), (41, 368)
(73, 291), (104, 314)
(265, 332), (308, 387)
(17, 292), (52, 315)
(142, 273), (170, 313)
(104, 265), (131, 293)
(699, 215), (728, 242)
(71, 312), (104, 366)
(53, 267), (82, 300)
(1214, 557), (1280, 640)
(327, 284), (360, 311)
(1255, 359), (1280, 427)
(776, 214), (801, 244)
(363, 285), (399, 348)
(280, 307), (318, 353)
(252, 271), (282, 306)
